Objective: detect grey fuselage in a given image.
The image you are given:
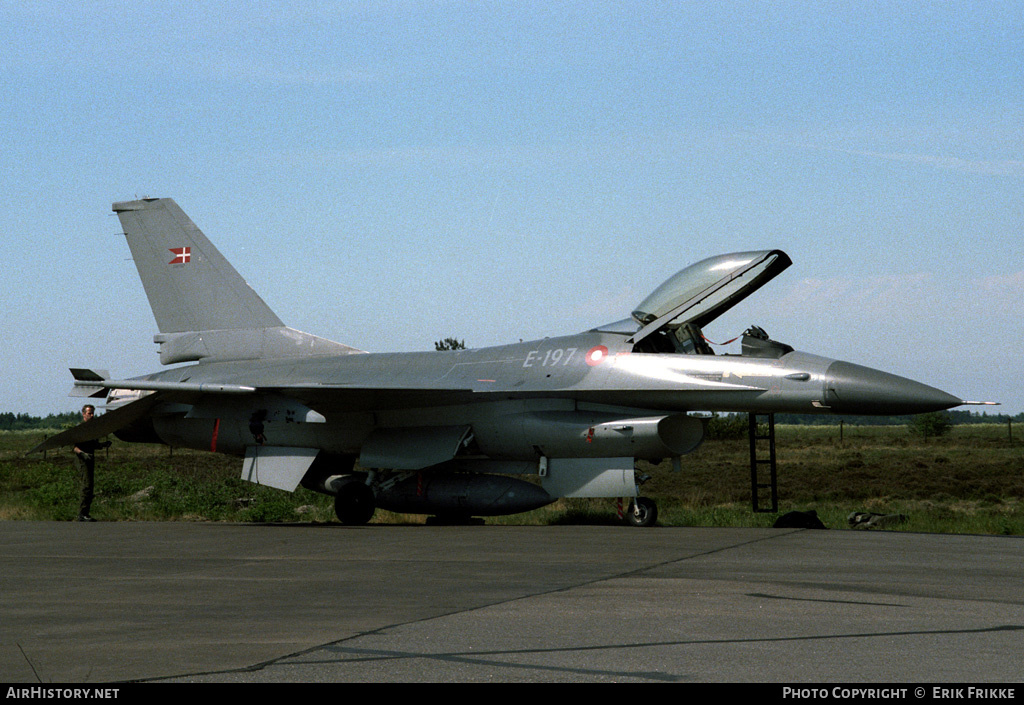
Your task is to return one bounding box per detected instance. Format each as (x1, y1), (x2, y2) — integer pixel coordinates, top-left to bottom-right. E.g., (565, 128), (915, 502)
(123, 328), (958, 462)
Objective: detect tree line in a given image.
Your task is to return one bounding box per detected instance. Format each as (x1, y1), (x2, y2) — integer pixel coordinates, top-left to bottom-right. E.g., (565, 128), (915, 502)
(0, 411), (81, 431)
(771, 410), (1023, 426)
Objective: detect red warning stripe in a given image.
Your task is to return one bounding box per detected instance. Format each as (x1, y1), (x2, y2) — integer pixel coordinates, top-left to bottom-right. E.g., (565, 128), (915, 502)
(702, 333), (740, 346)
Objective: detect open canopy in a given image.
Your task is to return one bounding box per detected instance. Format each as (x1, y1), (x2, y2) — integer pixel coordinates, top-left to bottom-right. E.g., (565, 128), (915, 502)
(629, 250), (791, 350)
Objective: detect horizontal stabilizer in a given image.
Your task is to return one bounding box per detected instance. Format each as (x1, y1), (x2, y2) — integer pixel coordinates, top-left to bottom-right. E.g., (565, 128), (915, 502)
(27, 393), (165, 454)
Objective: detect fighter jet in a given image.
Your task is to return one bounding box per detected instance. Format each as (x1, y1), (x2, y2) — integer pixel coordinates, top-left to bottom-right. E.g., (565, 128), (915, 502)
(32, 198), (974, 525)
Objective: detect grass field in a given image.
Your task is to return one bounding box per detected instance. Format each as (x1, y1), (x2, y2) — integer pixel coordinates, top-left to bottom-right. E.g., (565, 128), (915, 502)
(2, 424), (1021, 533)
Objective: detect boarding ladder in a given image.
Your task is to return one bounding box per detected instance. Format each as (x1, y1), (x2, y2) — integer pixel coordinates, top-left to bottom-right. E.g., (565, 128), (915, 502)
(748, 412), (778, 513)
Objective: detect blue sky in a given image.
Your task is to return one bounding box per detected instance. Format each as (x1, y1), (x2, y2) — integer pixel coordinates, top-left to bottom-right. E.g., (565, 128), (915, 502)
(2, 1), (1021, 415)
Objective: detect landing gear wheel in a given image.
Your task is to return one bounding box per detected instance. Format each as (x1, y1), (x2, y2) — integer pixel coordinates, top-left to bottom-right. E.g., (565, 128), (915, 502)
(334, 481), (376, 525)
(626, 496), (658, 527)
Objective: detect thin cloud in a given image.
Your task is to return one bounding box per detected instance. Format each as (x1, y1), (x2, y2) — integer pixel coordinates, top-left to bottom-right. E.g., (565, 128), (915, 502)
(202, 54), (384, 86)
(775, 273), (937, 315)
(977, 270), (1024, 305)
(837, 148), (1024, 178)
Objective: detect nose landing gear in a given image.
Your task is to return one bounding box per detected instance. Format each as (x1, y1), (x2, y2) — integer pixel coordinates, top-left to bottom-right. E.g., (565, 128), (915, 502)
(626, 496), (658, 527)
(622, 472), (657, 527)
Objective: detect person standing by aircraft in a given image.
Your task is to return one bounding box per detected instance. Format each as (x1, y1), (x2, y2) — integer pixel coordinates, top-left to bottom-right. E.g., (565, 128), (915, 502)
(72, 404), (110, 522)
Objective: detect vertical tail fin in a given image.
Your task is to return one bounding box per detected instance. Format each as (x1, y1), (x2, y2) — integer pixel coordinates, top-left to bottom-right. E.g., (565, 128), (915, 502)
(113, 198), (283, 333)
(113, 198), (362, 364)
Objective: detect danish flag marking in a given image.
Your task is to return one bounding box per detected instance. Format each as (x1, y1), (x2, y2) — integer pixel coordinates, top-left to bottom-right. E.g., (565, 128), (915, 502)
(169, 247), (191, 264)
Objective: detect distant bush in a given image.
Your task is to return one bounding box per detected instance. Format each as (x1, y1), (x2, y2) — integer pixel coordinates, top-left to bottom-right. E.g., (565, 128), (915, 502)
(909, 411), (952, 439)
(434, 337), (466, 351)
(706, 414), (749, 440)
(704, 413), (780, 441)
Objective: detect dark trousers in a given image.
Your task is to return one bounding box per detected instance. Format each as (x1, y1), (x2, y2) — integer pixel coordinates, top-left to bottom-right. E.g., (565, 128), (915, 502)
(74, 453), (95, 518)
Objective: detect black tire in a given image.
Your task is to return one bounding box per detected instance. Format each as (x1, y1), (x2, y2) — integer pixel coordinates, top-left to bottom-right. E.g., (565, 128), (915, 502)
(626, 496), (658, 527)
(334, 481), (376, 525)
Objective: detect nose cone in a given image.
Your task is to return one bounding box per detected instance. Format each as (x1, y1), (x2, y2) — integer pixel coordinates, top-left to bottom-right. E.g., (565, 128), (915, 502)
(824, 361), (962, 415)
